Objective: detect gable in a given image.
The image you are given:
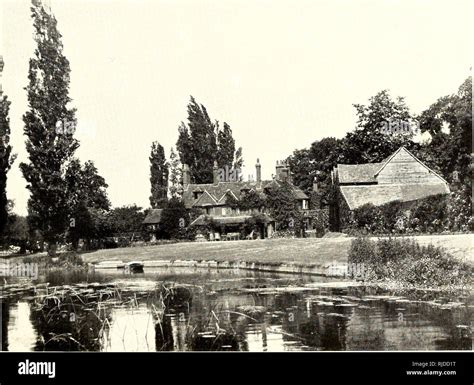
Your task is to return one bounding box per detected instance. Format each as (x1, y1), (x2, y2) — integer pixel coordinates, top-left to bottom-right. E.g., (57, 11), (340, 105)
(375, 147), (448, 185)
(193, 190), (217, 207)
(217, 189), (239, 203)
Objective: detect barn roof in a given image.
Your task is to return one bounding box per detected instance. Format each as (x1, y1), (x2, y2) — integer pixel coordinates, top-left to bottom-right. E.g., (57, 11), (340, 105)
(337, 163), (383, 184)
(340, 183), (450, 210)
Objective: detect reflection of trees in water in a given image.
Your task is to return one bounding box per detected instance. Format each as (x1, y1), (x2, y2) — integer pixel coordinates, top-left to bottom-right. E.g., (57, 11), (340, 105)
(1, 300), (9, 351)
(154, 286), (249, 351)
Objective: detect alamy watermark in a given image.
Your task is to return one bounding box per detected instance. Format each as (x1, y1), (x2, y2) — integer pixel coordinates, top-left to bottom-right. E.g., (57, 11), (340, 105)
(380, 119), (420, 135)
(0, 261), (39, 279)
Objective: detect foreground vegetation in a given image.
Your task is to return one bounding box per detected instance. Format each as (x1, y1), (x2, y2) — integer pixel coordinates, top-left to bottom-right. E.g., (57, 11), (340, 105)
(348, 237), (473, 290)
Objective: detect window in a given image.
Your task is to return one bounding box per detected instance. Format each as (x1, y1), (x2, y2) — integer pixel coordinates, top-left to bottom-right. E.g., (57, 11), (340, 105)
(222, 208), (227, 216)
(302, 200), (308, 209)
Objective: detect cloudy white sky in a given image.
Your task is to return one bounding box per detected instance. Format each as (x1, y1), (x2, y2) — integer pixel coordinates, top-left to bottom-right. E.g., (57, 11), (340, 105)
(1, 0), (472, 215)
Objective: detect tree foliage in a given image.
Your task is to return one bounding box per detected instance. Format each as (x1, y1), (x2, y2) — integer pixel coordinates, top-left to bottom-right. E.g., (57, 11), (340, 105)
(20, 2), (79, 254)
(149, 141), (168, 208)
(64, 159), (110, 248)
(168, 147), (183, 199)
(158, 197), (191, 239)
(217, 122), (235, 170)
(176, 96), (241, 184)
(0, 90), (15, 235)
(338, 90), (416, 164)
(265, 182), (302, 233)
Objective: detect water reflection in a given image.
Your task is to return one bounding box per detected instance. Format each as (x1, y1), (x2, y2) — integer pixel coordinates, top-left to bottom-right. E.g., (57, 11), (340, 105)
(1, 267), (472, 351)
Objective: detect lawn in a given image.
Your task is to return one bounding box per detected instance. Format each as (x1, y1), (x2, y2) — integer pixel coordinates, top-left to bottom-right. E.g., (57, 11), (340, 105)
(80, 233), (474, 267)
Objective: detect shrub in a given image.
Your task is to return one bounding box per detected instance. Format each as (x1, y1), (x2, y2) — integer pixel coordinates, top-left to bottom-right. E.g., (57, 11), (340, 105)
(348, 236), (472, 288)
(347, 192), (473, 235)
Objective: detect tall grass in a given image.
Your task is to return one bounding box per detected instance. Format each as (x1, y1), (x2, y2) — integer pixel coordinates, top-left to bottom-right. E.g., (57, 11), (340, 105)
(348, 237), (473, 289)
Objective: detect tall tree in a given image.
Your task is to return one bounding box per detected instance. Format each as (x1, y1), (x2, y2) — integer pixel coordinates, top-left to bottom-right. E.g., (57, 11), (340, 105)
(168, 147), (183, 199)
(233, 146), (244, 177)
(418, 76), (472, 185)
(176, 122), (193, 167)
(338, 90), (416, 164)
(20, 1), (79, 255)
(176, 96), (242, 184)
(187, 96), (217, 183)
(0, 88), (15, 235)
(149, 142), (169, 208)
(217, 122), (235, 169)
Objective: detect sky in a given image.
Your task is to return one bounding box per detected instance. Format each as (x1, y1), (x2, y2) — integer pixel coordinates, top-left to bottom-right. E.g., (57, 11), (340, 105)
(1, 0), (472, 216)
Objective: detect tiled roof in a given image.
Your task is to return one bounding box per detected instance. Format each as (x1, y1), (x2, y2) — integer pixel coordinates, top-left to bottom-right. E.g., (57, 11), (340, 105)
(182, 180), (308, 208)
(193, 190), (218, 206)
(142, 209), (163, 224)
(340, 183), (450, 210)
(337, 163), (382, 184)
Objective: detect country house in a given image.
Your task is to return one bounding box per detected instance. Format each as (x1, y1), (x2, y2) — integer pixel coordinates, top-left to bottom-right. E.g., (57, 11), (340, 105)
(182, 159), (310, 239)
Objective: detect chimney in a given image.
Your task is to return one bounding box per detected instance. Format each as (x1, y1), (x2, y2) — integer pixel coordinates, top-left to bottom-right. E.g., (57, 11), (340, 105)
(313, 177), (319, 192)
(183, 164), (191, 187)
(213, 160), (219, 184)
(275, 160), (289, 182)
(255, 158), (261, 183)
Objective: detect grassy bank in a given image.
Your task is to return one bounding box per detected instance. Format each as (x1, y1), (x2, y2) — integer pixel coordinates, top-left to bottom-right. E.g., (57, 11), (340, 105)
(79, 233), (474, 268)
(348, 237), (473, 290)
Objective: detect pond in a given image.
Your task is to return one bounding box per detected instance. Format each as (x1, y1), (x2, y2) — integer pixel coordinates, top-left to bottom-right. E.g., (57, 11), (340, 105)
(1, 266), (472, 351)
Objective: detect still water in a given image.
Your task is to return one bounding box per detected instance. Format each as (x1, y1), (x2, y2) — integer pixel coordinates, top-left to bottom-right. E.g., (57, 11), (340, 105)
(1, 267), (472, 351)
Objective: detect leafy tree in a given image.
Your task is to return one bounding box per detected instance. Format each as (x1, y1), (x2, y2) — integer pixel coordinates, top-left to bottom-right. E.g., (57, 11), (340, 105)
(176, 96), (242, 183)
(176, 122), (193, 167)
(235, 190), (266, 212)
(106, 205), (145, 238)
(176, 96), (217, 183)
(265, 182), (303, 234)
(65, 159), (110, 249)
(3, 214), (29, 253)
(20, 1), (79, 255)
(418, 77), (472, 185)
(159, 197), (190, 239)
(168, 147), (183, 199)
(0, 88), (15, 235)
(149, 141), (169, 208)
(287, 137), (341, 206)
(233, 146), (244, 179)
(338, 90), (416, 164)
(217, 122), (235, 170)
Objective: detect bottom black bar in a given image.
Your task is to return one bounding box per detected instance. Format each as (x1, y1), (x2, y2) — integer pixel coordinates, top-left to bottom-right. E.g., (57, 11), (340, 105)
(0, 352), (472, 385)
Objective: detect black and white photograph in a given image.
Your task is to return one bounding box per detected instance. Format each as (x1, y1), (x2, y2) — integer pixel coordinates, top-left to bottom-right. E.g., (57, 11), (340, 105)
(0, 0), (472, 384)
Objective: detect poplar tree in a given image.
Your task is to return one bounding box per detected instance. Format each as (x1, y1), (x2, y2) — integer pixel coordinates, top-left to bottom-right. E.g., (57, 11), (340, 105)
(168, 147), (183, 199)
(20, 1), (79, 255)
(149, 141), (169, 208)
(217, 122), (235, 170)
(0, 89), (15, 235)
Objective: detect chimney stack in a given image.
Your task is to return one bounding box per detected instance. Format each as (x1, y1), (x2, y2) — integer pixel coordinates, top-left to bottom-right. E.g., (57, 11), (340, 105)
(183, 164), (191, 187)
(313, 177), (319, 192)
(255, 158), (261, 183)
(275, 160), (290, 182)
